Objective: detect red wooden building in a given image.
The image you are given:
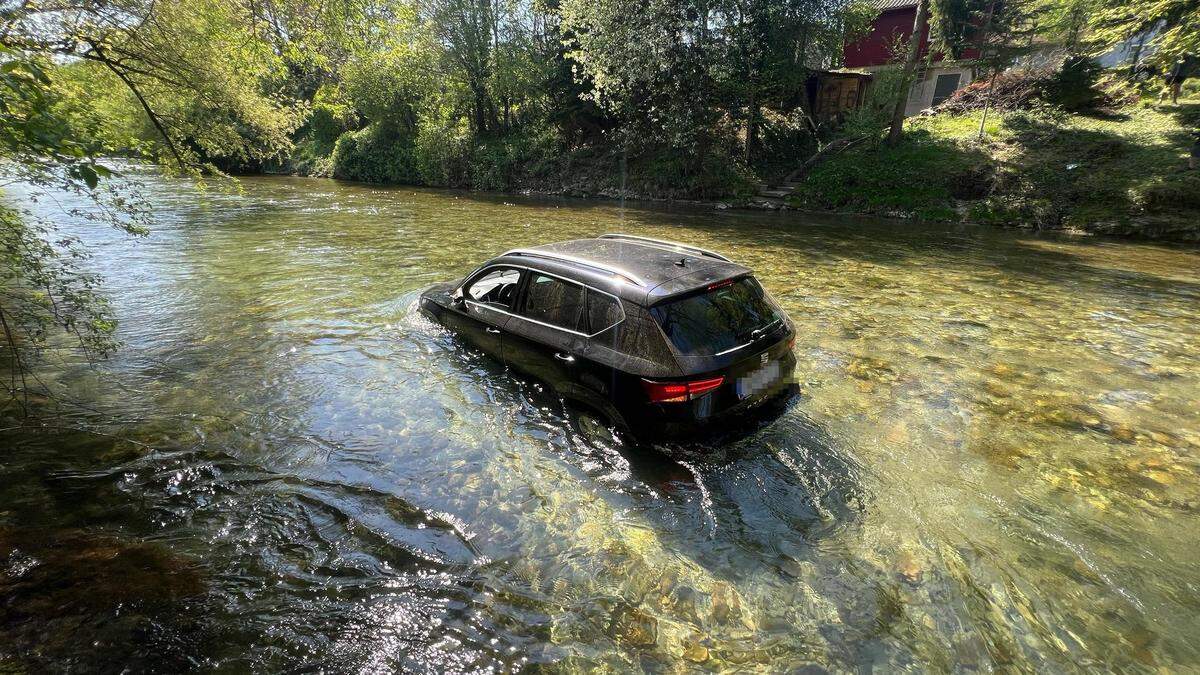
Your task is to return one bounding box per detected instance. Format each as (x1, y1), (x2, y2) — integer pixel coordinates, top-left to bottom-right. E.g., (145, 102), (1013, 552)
(843, 0), (979, 116)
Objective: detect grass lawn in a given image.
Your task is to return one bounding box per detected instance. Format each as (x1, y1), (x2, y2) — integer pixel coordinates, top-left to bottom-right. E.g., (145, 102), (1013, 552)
(788, 98), (1200, 240)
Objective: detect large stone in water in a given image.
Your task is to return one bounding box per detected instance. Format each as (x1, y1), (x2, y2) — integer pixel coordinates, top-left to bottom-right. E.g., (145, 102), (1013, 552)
(608, 603), (658, 647)
(682, 638), (710, 663)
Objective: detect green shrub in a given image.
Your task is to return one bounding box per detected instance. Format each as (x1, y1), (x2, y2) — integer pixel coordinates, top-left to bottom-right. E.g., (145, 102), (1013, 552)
(841, 66), (906, 142)
(1141, 174), (1200, 210)
(466, 127), (560, 191)
(789, 124), (989, 219)
(414, 115), (470, 187)
(306, 85), (358, 156)
(1043, 56), (1103, 111)
(331, 124), (420, 184)
(628, 149), (757, 200)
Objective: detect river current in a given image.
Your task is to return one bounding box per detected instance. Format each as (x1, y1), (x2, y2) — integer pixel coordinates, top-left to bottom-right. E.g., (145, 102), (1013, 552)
(2, 174), (1198, 672)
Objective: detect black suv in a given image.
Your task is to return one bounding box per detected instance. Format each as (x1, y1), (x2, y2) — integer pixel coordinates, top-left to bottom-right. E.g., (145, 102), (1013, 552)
(419, 234), (796, 441)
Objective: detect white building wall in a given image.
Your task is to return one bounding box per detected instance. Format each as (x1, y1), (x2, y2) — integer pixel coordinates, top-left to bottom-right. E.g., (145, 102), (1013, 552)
(857, 63), (975, 116)
(905, 66), (974, 115)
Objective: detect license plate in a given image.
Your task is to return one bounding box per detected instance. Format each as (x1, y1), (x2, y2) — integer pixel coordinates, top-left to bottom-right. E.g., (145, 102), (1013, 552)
(736, 359), (781, 400)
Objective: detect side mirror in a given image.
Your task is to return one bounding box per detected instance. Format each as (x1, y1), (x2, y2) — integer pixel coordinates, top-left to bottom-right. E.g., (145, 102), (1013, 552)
(451, 287), (465, 305)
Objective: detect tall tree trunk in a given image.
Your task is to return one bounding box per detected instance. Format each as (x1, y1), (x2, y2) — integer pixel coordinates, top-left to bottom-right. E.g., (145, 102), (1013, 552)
(745, 90), (759, 164)
(887, 0), (929, 146)
(470, 79), (490, 134)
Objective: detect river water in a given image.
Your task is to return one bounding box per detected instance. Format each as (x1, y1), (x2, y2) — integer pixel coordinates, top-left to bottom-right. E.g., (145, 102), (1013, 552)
(2, 174), (1199, 672)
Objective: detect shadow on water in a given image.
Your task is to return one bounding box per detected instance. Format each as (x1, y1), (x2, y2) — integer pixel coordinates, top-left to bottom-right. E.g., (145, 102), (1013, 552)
(645, 208), (1200, 291)
(0, 422), (494, 669)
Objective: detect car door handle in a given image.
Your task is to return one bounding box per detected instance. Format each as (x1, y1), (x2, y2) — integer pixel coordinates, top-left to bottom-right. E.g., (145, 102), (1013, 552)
(486, 327), (501, 334)
(554, 352), (575, 363)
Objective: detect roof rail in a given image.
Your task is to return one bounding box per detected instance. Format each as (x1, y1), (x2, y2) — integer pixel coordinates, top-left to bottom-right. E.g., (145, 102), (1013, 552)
(598, 233), (732, 262)
(503, 249), (647, 287)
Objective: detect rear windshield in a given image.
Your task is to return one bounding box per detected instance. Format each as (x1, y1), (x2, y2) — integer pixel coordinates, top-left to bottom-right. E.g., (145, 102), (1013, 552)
(650, 277), (784, 356)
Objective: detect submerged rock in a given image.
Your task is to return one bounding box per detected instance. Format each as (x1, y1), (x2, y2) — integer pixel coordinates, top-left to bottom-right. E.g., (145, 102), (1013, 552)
(608, 603), (658, 647)
(846, 356), (897, 383)
(974, 440), (1032, 469)
(895, 549), (926, 584)
(0, 527), (205, 611)
(681, 637), (710, 663)
(1108, 424), (1136, 443)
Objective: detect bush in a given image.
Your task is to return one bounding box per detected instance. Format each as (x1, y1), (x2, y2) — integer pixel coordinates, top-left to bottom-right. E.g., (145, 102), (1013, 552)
(842, 66), (907, 142)
(414, 115), (471, 187)
(1043, 56), (1103, 111)
(306, 85), (358, 156)
(330, 124), (420, 184)
(629, 149), (757, 200)
(467, 127), (560, 191)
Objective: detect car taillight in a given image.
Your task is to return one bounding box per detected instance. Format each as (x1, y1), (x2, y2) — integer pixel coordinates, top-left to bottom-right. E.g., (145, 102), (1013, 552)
(641, 376), (725, 403)
(787, 334), (796, 350)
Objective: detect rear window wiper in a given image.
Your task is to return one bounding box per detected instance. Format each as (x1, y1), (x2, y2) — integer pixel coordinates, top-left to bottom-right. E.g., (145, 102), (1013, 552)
(736, 318), (781, 343)
(749, 319), (782, 340)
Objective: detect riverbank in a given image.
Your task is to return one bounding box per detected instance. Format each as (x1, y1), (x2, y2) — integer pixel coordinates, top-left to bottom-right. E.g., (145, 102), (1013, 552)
(787, 100), (1200, 241)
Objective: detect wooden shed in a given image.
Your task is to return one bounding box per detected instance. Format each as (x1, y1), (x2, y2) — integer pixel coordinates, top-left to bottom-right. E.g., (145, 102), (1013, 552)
(804, 70), (873, 123)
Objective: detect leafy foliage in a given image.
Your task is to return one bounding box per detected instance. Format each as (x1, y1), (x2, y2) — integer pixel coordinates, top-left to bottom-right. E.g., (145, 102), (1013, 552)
(332, 124), (420, 184)
(2, 0), (308, 170)
(558, 0), (863, 160)
(0, 48), (150, 409)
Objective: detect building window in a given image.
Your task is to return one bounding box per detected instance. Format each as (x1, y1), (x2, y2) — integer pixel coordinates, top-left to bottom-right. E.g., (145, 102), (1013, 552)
(931, 73), (962, 106)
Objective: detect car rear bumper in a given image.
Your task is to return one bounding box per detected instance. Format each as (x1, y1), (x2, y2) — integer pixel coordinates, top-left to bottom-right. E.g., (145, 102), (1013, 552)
(624, 377), (799, 443)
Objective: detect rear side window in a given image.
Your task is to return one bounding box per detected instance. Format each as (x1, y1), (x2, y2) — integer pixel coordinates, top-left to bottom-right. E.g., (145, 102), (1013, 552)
(521, 273), (586, 332)
(650, 277), (783, 356)
(586, 290), (622, 334)
(466, 267), (521, 309)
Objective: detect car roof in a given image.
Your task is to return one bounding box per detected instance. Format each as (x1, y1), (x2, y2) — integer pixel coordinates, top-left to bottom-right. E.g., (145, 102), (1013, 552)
(488, 235), (752, 305)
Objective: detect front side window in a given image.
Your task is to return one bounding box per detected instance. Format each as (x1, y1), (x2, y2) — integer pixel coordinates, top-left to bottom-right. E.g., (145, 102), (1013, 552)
(520, 273), (586, 333)
(466, 268), (521, 309)
(650, 277), (784, 356)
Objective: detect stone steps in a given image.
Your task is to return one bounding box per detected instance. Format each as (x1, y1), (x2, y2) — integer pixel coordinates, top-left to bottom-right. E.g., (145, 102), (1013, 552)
(751, 179), (803, 207)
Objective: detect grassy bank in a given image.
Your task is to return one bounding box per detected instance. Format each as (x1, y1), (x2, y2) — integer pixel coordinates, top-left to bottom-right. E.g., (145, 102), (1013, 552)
(283, 119), (760, 203)
(788, 99), (1200, 241)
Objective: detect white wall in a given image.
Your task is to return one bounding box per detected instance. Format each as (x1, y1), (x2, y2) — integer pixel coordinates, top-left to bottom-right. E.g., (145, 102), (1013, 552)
(856, 63), (975, 116)
(905, 67), (974, 115)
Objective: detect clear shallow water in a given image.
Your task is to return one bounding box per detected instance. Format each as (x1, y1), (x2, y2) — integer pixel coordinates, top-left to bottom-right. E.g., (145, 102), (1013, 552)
(2, 174), (1199, 672)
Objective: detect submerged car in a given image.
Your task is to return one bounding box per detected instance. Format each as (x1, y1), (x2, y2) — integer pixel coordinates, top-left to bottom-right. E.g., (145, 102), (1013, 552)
(419, 234), (797, 441)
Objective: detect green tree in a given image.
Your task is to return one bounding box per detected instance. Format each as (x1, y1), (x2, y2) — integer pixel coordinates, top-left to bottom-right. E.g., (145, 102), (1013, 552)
(2, 0), (308, 169)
